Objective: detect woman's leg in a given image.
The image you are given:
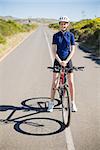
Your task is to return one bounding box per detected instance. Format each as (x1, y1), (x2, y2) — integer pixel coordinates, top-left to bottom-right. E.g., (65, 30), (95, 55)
(51, 72), (59, 101)
(47, 72), (59, 112)
(67, 72), (77, 112)
(67, 72), (75, 102)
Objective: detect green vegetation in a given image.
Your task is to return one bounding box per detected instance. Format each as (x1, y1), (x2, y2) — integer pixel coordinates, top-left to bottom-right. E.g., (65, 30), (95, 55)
(0, 33), (6, 44)
(49, 18), (100, 57)
(49, 23), (59, 29)
(0, 19), (37, 44)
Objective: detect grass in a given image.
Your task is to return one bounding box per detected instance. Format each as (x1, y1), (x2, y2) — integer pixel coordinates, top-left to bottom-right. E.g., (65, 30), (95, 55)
(0, 19), (38, 44)
(0, 19), (38, 58)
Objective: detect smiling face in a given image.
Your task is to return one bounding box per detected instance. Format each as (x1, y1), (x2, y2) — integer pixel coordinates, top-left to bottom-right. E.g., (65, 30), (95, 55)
(59, 21), (69, 32)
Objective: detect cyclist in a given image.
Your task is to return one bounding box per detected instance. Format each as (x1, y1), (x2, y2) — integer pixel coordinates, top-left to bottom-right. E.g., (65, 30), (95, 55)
(47, 16), (77, 112)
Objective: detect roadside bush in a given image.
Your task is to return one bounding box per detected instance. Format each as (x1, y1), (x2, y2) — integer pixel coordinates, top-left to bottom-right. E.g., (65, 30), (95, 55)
(0, 34), (6, 44)
(49, 23), (59, 29)
(0, 19), (37, 44)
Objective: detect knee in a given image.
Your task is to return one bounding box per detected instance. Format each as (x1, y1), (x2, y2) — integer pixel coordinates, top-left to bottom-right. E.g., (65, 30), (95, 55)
(52, 81), (57, 90)
(68, 74), (74, 84)
(68, 78), (73, 86)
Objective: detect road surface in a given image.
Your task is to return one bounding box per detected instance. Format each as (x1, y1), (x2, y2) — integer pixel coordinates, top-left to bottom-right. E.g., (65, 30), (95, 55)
(0, 25), (100, 150)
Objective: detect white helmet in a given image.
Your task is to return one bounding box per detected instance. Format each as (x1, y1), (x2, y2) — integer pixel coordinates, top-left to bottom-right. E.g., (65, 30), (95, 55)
(59, 16), (70, 23)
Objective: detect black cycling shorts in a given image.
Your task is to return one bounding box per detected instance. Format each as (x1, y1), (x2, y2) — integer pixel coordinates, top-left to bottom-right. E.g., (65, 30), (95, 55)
(53, 59), (73, 73)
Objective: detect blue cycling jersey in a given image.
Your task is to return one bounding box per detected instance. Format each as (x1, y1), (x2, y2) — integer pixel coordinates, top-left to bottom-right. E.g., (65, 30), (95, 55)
(52, 31), (75, 60)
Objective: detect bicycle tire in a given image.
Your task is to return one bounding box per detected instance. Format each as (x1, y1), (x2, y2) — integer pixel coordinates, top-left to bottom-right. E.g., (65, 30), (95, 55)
(61, 87), (71, 127)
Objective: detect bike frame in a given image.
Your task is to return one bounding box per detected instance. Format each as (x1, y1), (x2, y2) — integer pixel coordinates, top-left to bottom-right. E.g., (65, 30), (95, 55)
(57, 67), (68, 99)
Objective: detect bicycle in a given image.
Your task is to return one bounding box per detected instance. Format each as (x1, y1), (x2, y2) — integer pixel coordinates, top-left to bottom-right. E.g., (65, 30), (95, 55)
(48, 66), (84, 127)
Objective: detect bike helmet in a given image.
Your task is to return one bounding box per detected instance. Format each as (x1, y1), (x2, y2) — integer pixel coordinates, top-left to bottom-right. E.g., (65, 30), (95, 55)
(59, 16), (70, 23)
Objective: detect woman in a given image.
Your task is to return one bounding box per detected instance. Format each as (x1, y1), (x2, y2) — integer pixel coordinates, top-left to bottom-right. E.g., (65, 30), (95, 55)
(47, 16), (77, 112)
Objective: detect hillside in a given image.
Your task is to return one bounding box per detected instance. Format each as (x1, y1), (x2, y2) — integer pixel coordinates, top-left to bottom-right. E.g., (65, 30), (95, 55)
(71, 18), (100, 56)
(49, 18), (100, 57)
(0, 16), (57, 24)
(0, 19), (37, 44)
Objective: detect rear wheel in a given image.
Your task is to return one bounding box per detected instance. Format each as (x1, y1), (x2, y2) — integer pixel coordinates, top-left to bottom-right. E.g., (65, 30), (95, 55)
(61, 87), (71, 127)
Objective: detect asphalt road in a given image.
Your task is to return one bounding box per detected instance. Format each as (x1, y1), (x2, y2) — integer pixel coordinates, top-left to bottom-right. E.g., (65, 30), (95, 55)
(0, 25), (100, 150)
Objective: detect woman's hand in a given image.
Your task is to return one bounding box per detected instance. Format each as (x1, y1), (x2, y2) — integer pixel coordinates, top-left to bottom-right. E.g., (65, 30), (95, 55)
(60, 61), (67, 67)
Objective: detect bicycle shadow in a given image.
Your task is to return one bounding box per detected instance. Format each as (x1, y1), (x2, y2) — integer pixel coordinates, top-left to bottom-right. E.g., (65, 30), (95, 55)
(0, 97), (67, 136)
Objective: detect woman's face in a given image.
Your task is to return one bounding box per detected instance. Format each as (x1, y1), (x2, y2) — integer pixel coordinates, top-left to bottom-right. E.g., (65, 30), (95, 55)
(59, 21), (69, 31)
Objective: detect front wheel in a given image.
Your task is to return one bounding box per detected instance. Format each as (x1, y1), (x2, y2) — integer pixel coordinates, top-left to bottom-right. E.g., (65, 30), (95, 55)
(61, 87), (71, 127)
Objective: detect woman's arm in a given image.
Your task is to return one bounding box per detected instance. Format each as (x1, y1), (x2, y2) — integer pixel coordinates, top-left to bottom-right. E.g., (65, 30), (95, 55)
(52, 44), (62, 64)
(65, 45), (75, 63)
(60, 45), (75, 67)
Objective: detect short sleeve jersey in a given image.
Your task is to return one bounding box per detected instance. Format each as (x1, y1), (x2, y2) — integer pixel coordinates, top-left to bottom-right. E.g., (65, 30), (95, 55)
(52, 31), (75, 60)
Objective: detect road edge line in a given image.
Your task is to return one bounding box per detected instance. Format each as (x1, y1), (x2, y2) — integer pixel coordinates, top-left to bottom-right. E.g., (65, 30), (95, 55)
(65, 127), (75, 150)
(0, 30), (35, 63)
(43, 30), (54, 64)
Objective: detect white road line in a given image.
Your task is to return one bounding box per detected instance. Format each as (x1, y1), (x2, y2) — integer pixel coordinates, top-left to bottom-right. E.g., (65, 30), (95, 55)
(43, 30), (54, 64)
(65, 127), (75, 150)
(0, 31), (35, 63)
(44, 30), (76, 150)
